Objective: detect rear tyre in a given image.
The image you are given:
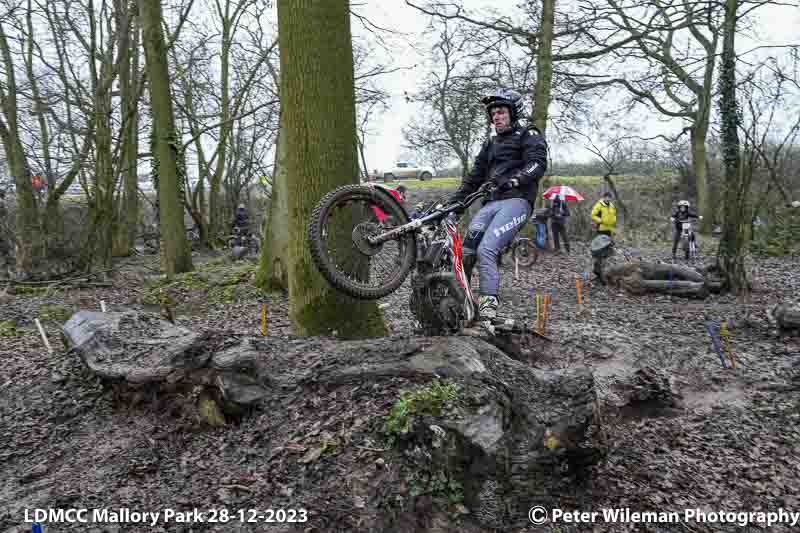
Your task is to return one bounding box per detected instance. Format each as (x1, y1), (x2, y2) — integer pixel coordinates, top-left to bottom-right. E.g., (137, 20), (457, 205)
(513, 238), (539, 267)
(419, 171), (432, 181)
(308, 184), (417, 300)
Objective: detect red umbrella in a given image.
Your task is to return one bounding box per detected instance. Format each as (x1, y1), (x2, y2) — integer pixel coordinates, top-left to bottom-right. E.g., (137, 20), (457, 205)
(542, 185), (584, 201)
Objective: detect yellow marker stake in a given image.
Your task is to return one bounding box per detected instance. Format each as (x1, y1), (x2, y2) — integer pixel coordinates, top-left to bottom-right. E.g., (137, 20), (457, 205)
(720, 323), (735, 369)
(261, 303), (268, 336)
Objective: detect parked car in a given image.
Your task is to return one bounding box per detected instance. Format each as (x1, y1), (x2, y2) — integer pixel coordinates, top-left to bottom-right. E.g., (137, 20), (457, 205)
(381, 161), (435, 182)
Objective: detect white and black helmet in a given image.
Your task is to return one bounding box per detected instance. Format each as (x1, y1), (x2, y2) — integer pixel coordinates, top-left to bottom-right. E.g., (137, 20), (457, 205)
(678, 200), (690, 208)
(481, 89), (524, 125)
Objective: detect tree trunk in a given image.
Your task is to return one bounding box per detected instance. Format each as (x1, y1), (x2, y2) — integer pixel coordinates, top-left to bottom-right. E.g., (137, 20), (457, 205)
(277, 0), (387, 338)
(716, 0), (749, 295)
(208, 15), (234, 242)
(139, 0), (192, 276)
(459, 154), (469, 178)
(79, 52), (117, 272)
(256, 112), (290, 291)
(690, 123), (710, 230)
(530, 0), (554, 135)
(603, 173), (628, 223)
(0, 21), (42, 276)
(114, 2), (140, 256)
(357, 133), (369, 181)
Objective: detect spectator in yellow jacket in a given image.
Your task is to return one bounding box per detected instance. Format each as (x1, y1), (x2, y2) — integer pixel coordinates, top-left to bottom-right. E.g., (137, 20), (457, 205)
(591, 192), (617, 236)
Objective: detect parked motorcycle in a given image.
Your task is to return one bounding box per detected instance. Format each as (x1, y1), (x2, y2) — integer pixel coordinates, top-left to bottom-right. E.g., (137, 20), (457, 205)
(227, 226), (260, 256)
(308, 181), (508, 335)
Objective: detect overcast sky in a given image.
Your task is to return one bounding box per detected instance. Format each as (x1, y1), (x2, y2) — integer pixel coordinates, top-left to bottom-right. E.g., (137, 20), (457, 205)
(351, 0), (800, 173)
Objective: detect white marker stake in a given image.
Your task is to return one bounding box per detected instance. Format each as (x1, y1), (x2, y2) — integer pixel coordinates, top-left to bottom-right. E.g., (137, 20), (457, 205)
(35, 318), (53, 354)
(100, 300), (107, 312)
(514, 255), (519, 280)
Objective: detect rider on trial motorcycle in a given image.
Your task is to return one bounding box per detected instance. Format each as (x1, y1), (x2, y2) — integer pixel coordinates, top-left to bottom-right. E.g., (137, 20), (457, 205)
(445, 89), (548, 322)
(670, 200), (699, 259)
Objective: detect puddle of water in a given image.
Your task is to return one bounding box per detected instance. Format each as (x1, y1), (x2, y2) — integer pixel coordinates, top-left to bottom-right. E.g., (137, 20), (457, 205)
(681, 387), (748, 410)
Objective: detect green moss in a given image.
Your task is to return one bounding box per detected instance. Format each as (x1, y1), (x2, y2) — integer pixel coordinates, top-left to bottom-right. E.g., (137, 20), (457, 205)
(292, 291), (389, 339)
(384, 380), (460, 439)
(39, 304), (73, 324)
(750, 210), (800, 256)
(0, 320), (21, 337)
(12, 285), (50, 296)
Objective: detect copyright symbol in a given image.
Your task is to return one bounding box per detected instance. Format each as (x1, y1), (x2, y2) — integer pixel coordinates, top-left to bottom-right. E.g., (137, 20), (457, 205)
(528, 506), (548, 525)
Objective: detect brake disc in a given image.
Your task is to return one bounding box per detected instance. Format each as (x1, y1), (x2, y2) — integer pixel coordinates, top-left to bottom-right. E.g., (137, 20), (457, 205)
(351, 222), (384, 256)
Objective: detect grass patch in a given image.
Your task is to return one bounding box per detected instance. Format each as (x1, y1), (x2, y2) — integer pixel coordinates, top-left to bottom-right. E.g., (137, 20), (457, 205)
(142, 260), (257, 305)
(0, 320), (21, 337)
(388, 177), (461, 190)
(39, 304), (73, 323)
(384, 380), (460, 440)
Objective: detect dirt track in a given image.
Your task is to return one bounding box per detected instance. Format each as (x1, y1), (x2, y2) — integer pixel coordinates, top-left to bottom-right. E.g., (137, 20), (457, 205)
(1, 243), (799, 532)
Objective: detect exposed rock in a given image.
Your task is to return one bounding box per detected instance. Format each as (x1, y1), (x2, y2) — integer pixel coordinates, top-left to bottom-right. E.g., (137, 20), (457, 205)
(62, 310), (209, 383)
(61, 310), (270, 420)
(302, 335), (606, 530)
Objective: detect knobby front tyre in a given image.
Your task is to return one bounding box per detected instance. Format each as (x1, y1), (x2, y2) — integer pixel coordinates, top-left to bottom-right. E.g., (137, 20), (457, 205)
(307, 184), (416, 300)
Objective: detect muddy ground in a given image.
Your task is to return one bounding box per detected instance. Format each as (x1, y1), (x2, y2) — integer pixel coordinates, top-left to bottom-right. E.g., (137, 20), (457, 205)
(1, 240), (799, 532)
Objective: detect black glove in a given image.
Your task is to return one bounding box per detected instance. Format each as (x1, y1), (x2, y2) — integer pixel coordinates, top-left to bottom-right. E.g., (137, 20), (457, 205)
(493, 177), (519, 192)
(450, 200), (467, 215)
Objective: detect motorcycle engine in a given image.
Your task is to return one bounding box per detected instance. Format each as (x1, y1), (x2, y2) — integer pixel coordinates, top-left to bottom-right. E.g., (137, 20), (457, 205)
(408, 225), (470, 335)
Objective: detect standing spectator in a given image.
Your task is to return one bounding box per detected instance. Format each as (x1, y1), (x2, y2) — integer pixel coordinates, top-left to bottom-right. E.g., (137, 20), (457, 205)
(591, 191), (617, 237)
(549, 194), (570, 253)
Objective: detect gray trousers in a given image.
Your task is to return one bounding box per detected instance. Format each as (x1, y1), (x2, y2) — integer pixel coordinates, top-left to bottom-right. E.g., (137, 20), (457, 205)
(463, 198), (531, 296)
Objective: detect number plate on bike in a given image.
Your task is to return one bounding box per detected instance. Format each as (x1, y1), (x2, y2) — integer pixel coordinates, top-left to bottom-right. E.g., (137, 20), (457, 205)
(682, 222), (691, 230)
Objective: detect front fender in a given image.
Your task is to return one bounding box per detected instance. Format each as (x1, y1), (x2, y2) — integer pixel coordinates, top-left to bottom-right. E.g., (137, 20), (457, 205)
(368, 184), (411, 223)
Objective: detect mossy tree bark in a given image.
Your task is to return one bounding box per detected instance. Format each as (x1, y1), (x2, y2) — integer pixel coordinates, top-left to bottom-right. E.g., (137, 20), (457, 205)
(276, 0), (387, 339)
(139, 0), (192, 276)
(113, 0), (141, 256)
(530, 0), (554, 210)
(0, 20), (42, 275)
(256, 110), (290, 292)
(531, 0), (554, 136)
(716, 0), (750, 295)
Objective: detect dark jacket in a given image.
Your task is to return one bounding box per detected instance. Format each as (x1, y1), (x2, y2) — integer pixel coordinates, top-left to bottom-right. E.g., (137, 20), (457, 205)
(672, 207), (698, 230)
(232, 208), (249, 229)
(451, 125), (548, 207)
(550, 196), (570, 223)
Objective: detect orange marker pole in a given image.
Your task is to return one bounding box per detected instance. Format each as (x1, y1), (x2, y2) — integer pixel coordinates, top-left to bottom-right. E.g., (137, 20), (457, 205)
(261, 303), (268, 336)
(542, 293), (550, 335)
(575, 276), (583, 313)
(536, 292), (542, 333)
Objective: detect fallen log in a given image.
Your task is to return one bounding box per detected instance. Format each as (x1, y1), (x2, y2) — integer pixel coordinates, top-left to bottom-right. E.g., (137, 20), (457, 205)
(60, 309), (605, 531)
(639, 279), (709, 298)
(604, 261), (710, 298)
(768, 302), (800, 332)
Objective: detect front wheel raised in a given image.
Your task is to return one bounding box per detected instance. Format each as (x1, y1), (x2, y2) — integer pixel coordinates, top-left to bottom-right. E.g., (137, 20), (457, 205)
(308, 184), (417, 300)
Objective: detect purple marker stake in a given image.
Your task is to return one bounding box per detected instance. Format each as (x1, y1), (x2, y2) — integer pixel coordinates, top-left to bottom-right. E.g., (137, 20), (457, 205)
(704, 320), (727, 368)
